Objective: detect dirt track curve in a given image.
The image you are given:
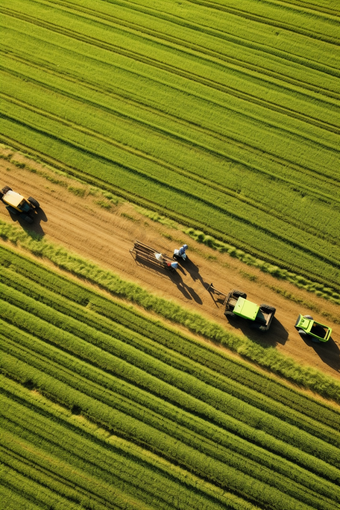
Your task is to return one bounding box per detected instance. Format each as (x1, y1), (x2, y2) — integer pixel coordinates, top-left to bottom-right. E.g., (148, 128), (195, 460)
(1, 153), (339, 383)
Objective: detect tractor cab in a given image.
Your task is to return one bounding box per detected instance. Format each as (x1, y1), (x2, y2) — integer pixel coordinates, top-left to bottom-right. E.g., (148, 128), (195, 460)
(233, 297), (259, 321)
(295, 315), (332, 342)
(3, 190), (31, 213)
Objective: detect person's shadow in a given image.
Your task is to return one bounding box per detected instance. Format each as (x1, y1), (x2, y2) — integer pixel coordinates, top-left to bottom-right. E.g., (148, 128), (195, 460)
(170, 270), (203, 304)
(180, 257), (205, 287)
(8, 206), (47, 238)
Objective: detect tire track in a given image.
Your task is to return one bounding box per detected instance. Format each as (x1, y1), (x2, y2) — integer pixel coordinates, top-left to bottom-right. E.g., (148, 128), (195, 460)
(39, 0), (340, 101)
(186, 0), (340, 45)
(2, 104), (340, 274)
(2, 47), (339, 190)
(2, 7), (340, 136)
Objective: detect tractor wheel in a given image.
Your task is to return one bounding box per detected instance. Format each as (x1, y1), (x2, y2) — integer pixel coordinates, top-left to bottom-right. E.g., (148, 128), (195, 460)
(28, 197), (40, 209)
(260, 304), (276, 314)
(23, 215), (34, 224)
(1, 186), (12, 194)
(224, 311), (234, 318)
(233, 290), (247, 299)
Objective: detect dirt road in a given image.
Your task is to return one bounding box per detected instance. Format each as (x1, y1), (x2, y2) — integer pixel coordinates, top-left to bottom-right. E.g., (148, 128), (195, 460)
(1, 152), (339, 381)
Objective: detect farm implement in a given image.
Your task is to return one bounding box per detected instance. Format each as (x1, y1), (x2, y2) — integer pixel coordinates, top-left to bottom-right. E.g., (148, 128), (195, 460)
(208, 284), (276, 331)
(0, 185), (40, 224)
(130, 240), (178, 270)
(295, 315), (332, 343)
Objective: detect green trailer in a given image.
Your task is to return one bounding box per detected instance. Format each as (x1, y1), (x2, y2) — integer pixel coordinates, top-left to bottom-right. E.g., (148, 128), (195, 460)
(295, 315), (332, 343)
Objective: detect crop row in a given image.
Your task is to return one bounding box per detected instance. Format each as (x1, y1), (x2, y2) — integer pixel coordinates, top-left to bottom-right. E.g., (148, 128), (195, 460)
(4, 0), (339, 132)
(1, 1), (339, 287)
(1, 374), (256, 510)
(1, 286), (340, 493)
(2, 44), (338, 197)
(2, 67), (340, 245)
(1, 242), (339, 420)
(1, 243), (339, 431)
(49, 0), (340, 93)
(2, 348), (325, 510)
(1, 335), (339, 510)
(2, 9), (338, 175)
(1, 61), (339, 261)
(1, 268), (340, 454)
(2, 96), (339, 287)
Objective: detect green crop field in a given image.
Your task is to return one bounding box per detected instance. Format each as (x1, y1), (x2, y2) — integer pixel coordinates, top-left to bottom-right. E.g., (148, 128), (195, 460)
(0, 0), (339, 292)
(0, 243), (340, 510)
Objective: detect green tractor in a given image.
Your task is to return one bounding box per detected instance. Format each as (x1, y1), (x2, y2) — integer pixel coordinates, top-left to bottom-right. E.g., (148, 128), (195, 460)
(0, 186), (40, 224)
(208, 285), (276, 332)
(295, 315), (332, 343)
(225, 290), (276, 331)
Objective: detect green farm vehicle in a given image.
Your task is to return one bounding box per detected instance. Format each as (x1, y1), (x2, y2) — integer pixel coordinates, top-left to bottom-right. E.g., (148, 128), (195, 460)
(209, 285), (276, 331)
(295, 315), (332, 343)
(0, 186), (40, 224)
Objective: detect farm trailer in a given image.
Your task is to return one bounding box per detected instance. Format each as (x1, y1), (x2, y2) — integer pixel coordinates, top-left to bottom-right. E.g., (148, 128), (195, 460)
(295, 315), (332, 343)
(130, 240), (178, 270)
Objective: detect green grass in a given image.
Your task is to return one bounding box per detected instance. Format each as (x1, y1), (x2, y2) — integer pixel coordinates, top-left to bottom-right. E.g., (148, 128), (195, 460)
(0, 242), (340, 509)
(1, 225), (339, 404)
(0, 0), (339, 291)
(0, 243), (340, 509)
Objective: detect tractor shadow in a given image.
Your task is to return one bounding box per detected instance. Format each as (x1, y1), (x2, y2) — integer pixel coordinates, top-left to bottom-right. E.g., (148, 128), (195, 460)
(299, 333), (340, 373)
(8, 207), (47, 238)
(207, 284), (288, 346)
(225, 314), (289, 347)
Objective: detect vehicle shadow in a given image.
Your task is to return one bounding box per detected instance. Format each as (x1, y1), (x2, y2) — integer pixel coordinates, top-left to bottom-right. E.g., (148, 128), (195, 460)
(224, 314), (289, 347)
(8, 207), (47, 238)
(299, 333), (340, 373)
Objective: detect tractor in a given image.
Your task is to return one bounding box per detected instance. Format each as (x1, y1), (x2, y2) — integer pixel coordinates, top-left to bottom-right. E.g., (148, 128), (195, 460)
(209, 285), (276, 331)
(295, 314), (332, 343)
(0, 186), (40, 224)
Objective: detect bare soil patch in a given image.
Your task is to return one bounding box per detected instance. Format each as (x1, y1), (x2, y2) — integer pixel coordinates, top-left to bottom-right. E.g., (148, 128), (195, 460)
(1, 151), (339, 381)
